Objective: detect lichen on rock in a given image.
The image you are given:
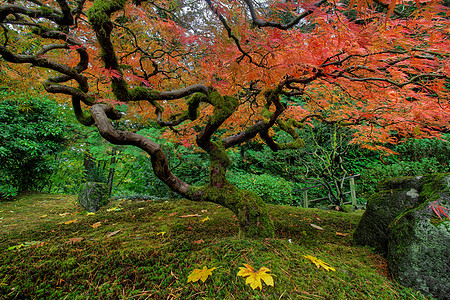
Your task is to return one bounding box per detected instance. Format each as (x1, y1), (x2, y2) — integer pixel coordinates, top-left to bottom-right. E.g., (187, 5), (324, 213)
(353, 173), (450, 300)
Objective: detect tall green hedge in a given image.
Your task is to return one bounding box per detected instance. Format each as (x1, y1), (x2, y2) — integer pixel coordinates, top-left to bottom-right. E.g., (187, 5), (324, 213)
(0, 91), (65, 198)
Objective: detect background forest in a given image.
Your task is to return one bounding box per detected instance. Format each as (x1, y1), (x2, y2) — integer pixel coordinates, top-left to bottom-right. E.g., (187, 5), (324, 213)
(1, 88), (449, 208)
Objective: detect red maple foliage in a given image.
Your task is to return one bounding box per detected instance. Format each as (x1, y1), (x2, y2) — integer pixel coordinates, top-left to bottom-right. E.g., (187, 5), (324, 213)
(0, 0), (448, 237)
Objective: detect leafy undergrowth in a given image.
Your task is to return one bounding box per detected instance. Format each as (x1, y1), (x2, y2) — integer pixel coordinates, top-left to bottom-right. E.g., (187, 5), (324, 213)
(0, 193), (429, 300)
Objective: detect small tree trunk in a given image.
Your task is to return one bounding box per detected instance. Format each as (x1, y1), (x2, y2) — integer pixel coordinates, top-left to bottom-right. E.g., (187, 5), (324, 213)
(187, 141), (274, 238)
(190, 184), (274, 238)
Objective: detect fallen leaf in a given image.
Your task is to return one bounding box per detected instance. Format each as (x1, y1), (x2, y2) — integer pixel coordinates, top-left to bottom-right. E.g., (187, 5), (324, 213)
(336, 232), (348, 237)
(200, 216), (210, 223)
(107, 206), (122, 212)
(187, 266), (217, 283)
(192, 239), (205, 244)
(107, 230), (121, 238)
(168, 212), (178, 217)
(86, 212), (95, 216)
(66, 237), (83, 244)
(59, 213), (70, 217)
(157, 231), (166, 236)
(180, 214), (201, 218)
(303, 255), (335, 272)
(237, 264), (275, 290)
(63, 219), (77, 225)
(56, 278), (65, 286)
(310, 223), (323, 230)
(8, 241), (43, 251)
(91, 222), (102, 229)
(201, 210), (208, 213)
(40, 214), (48, 218)
(8, 243), (25, 250)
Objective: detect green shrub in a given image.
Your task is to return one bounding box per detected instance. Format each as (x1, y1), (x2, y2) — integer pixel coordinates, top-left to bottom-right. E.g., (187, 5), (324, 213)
(0, 91), (65, 199)
(227, 171), (294, 205)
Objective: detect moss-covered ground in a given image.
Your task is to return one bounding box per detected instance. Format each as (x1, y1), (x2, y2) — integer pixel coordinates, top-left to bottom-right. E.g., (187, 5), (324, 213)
(0, 193), (431, 299)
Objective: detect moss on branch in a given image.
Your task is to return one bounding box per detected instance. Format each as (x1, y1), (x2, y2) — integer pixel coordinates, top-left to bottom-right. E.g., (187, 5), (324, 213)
(207, 91), (239, 125)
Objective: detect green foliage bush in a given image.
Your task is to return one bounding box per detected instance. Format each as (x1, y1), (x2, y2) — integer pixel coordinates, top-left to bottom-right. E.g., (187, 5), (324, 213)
(122, 128), (209, 198)
(227, 171), (294, 205)
(0, 91), (65, 198)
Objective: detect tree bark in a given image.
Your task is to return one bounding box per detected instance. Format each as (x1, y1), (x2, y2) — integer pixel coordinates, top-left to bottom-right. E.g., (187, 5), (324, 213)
(90, 103), (274, 238)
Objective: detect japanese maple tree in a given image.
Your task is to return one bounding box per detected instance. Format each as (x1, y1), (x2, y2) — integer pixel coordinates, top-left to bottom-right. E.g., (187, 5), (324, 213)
(0, 0), (448, 238)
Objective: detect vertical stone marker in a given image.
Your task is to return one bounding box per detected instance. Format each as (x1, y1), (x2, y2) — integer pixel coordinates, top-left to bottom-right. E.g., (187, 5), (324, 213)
(78, 182), (109, 213)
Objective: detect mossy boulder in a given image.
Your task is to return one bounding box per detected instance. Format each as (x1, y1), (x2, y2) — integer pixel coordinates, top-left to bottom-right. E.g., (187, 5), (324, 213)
(353, 175), (426, 253)
(78, 182), (109, 212)
(354, 173), (450, 299)
(388, 197), (450, 300)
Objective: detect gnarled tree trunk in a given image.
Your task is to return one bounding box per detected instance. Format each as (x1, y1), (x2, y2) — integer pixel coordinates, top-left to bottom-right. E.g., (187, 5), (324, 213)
(91, 103), (275, 238)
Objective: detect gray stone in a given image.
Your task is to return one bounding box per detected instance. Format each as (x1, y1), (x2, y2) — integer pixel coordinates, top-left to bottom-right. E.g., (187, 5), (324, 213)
(388, 197), (450, 300)
(78, 182), (109, 212)
(353, 176), (426, 253)
(354, 173), (450, 300)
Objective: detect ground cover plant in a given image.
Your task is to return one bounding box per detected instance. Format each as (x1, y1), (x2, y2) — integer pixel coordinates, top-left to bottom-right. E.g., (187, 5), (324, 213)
(0, 193), (430, 299)
(0, 0), (449, 238)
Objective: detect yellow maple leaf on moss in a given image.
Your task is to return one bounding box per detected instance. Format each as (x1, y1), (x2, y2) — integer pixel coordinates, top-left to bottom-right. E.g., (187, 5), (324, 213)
(187, 266), (217, 283)
(237, 264), (274, 290)
(303, 255), (335, 272)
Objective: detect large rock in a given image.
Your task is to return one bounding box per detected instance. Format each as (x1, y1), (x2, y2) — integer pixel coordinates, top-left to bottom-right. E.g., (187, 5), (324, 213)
(78, 182), (109, 212)
(353, 176), (426, 253)
(354, 174), (450, 300)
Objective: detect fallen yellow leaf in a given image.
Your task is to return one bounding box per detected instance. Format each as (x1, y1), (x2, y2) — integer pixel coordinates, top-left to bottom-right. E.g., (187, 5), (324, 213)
(237, 264), (274, 290)
(86, 212), (95, 216)
(63, 219), (77, 225)
(200, 216), (210, 223)
(157, 231), (166, 236)
(107, 205), (122, 212)
(39, 214), (48, 218)
(303, 255), (335, 272)
(187, 266), (217, 283)
(91, 222), (102, 229)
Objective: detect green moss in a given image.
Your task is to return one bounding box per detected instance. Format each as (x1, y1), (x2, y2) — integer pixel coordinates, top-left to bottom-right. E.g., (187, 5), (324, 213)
(87, 0), (127, 27)
(186, 93), (207, 120)
(110, 80), (130, 103)
(0, 193), (432, 299)
(262, 107), (274, 120)
(278, 138), (305, 150)
(419, 174), (450, 202)
(129, 86), (160, 100)
(207, 91), (239, 125)
(209, 141), (230, 167)
(39, 6), (56, 15)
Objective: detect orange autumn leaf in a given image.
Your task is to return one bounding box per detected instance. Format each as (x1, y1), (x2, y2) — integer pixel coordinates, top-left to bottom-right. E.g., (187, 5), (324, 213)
(237, 264), (275, 290)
